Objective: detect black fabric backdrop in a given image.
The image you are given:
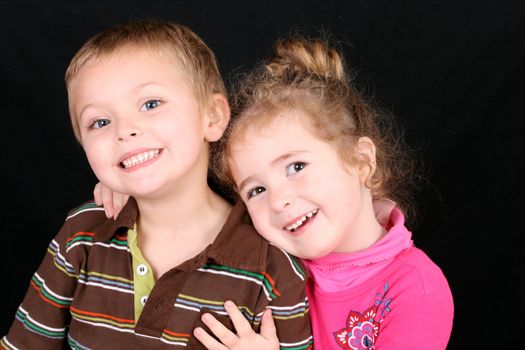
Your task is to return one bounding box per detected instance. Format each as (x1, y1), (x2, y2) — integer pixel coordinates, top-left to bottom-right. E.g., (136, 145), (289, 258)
(1, 1), (523, 348)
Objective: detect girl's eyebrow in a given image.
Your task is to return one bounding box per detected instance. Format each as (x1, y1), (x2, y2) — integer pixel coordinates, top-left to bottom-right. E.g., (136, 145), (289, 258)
(271, 150), (311, 166)
(271, 152), (300, 166)
(236, 150), (309, 192)
(237, 177), (254, 193)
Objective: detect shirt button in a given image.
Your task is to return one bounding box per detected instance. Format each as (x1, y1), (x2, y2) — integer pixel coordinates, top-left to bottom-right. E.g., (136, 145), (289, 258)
(137, 264), (148, 276)
(140, 295), (148, 306)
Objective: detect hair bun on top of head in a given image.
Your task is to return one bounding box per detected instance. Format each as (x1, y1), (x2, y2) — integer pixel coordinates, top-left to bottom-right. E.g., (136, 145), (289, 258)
(217, 35), (419, 222)
(266, 37), (347, 84)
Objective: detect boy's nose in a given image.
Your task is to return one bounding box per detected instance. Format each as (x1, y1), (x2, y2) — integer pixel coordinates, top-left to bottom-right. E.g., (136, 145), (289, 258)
(118, 131), (137, 140)
(116, 122), (142, 142)
(117, 131), (139, 142)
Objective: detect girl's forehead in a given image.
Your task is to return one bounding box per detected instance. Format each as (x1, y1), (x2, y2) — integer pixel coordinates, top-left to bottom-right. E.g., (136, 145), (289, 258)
(232, 111), (317, 144)
(229, 116), (318, 157)
(227, 108), (355, 165)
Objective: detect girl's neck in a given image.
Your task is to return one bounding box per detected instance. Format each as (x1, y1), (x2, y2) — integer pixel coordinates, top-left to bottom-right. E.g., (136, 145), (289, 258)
(335, 198), (388, 254)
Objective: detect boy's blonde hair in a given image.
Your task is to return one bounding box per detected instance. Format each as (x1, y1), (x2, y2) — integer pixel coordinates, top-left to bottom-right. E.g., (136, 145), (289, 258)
(214, 36), (417, 218)
(65, 20), (226, 142)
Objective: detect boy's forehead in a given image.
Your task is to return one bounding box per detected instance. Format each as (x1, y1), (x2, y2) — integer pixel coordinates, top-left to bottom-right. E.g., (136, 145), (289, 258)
(99, 44), (182, 68)
(70, 45), (192, 92)
(68, 46), (198, 113)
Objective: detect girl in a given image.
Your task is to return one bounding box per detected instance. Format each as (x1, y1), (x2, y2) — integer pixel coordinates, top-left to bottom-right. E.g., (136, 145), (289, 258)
(97, 37), (454, 349)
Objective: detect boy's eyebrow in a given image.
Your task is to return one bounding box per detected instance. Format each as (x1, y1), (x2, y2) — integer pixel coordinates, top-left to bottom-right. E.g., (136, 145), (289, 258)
(77, 103), (97, 120)
(133, 82), (163, 90)
(237, 151), (308, 192)
(77, 82), (166, 118)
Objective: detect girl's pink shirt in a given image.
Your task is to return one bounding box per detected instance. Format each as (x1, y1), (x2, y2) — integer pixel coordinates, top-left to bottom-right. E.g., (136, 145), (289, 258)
(302, 206), (454, 349)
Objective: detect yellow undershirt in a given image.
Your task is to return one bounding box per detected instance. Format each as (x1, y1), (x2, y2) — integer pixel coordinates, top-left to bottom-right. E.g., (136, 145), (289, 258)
(127, 225), (155, 322)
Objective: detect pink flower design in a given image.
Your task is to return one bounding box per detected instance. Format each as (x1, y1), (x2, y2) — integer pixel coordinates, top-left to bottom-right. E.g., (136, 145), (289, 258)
(348, 321), (376, 349)
(334, 306), (379, 349)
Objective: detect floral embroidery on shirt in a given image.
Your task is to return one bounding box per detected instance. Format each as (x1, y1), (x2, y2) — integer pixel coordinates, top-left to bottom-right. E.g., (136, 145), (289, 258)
(333, 282), (391, 349)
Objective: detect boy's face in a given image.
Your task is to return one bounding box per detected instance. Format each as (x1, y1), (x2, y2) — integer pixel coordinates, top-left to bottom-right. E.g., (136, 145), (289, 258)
(229, 113), (378, 259)
(69, 47), (213, 199)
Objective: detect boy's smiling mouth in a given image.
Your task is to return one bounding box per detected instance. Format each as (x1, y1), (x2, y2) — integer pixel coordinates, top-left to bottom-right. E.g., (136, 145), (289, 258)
(120, 149), (162, 169)
(284, 209), (319, 232)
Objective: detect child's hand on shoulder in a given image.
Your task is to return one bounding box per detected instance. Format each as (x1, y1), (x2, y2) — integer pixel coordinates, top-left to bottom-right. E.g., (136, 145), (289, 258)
(194, 300), (279, 350)
(93, 182), (129, 219)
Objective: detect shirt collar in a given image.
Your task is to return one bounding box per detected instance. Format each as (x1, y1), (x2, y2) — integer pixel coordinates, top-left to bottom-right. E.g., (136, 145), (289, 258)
(206, 200), (268, 271)
(92, 197), (138, 243)
(92, 198), (268, 271)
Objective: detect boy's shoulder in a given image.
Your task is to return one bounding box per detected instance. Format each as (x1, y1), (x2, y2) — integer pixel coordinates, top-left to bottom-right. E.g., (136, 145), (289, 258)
(265, 243), (309, 291)
(209, 201), (309, 293)
(58, 198), (137, 243)
(61, 200), (111, 235)
(64, 200), (107, 225)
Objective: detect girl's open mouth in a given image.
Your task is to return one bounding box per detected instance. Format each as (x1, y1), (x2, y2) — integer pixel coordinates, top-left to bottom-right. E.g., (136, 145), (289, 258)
(284, 209), (319, 232)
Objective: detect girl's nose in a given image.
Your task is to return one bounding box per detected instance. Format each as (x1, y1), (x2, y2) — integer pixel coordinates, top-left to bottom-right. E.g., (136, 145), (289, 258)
(270, 190), (294, 211)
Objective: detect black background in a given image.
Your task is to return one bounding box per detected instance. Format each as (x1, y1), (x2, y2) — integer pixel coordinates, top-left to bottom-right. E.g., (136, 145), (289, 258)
(1, 1), (523, 348)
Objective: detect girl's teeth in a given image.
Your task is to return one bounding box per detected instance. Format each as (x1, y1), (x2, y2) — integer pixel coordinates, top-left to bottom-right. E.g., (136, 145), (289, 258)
(285, 209), (318, 231)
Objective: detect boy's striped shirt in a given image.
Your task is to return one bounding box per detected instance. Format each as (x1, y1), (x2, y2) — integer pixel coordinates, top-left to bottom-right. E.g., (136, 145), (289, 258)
(2, 199), (312, 349)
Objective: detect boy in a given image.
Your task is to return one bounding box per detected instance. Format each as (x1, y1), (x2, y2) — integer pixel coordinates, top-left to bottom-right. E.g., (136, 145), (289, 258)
(1, 20), (312, 350)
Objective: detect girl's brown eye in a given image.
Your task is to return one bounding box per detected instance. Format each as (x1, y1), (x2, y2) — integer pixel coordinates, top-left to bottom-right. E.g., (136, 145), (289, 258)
(286, 162), (306, 176)
(248, 186), (266, 199)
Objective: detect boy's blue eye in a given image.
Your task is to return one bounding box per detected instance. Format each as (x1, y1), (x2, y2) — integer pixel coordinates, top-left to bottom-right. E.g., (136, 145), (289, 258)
(91, 119), (111, 129)
(141, 99), (161, 111)
(286, 162), (306, 176)
(247, 186), (265, 199)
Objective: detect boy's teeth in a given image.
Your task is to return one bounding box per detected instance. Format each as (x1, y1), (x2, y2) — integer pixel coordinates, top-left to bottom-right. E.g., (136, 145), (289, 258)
(122, 149), (160, 169)
(285, 209), (318, 231)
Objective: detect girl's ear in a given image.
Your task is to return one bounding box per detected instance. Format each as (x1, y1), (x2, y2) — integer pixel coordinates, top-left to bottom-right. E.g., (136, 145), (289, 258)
(355, 137), (377, 185)
(204, 93), (231, 142)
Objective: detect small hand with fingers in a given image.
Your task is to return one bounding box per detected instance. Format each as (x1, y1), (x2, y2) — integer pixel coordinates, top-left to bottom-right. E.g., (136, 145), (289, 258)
(93, 181), (129, 219)
(193, 300), (280, 350)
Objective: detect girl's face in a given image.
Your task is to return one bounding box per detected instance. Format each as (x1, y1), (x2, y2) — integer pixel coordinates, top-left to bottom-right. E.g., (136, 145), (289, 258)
(228, 111), (384, 259)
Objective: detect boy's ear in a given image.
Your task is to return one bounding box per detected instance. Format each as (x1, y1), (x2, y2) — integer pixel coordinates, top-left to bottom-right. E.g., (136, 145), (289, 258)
(204, 94), (230, 142)
(355, 137), (377, 184)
